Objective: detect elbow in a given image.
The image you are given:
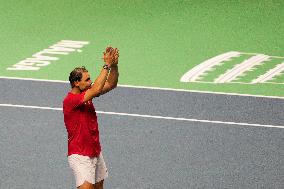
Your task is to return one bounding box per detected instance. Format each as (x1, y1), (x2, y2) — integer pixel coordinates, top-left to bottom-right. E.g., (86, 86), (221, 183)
(112, 83), (118, 89)
(113, 79), (118, 89)
(109, 81), (118, 89)
(110, 82), (118, 90)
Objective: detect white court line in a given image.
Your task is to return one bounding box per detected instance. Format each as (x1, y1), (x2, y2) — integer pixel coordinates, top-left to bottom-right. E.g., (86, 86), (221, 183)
(1, 76), (284, 99)
(1, 103), (283, 129)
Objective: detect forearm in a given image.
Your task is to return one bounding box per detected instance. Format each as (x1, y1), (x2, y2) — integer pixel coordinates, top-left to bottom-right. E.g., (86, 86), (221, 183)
(83, 67), (109, 101)
(91, 68), (109, 94)
(106, 65), (119, 87)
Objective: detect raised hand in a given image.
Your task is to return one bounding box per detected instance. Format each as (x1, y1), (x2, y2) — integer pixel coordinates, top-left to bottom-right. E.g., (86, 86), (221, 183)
(113, 48), (119, 66)
(103, 46), (115, 67)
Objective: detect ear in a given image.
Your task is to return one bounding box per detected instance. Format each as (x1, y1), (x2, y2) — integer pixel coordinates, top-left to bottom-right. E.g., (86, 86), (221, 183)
(74, 81), (80, 87)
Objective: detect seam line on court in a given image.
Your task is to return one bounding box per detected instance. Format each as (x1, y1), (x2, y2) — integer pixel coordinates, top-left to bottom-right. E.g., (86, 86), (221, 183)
(1, 76), (284, 99)
(1, 103), (283, 129)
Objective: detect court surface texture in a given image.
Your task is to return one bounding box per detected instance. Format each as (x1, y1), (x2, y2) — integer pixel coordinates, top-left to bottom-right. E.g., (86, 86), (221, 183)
(0, 78), (283, 189)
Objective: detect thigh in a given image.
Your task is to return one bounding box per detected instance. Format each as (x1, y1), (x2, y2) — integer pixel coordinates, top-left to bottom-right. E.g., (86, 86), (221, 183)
(69, 154), (96, 187)
(94, 153), (108, 183)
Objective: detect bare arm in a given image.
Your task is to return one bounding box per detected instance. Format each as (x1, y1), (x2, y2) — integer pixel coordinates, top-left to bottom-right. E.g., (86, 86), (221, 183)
(83, 68), (110, 102)
(100, 65), (119, 95)
(83, 47), (116, 102)
(101, 48), (119, 94)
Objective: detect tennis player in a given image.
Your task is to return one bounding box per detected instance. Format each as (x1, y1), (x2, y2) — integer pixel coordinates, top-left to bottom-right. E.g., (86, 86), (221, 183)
(63, 47), (119, 189)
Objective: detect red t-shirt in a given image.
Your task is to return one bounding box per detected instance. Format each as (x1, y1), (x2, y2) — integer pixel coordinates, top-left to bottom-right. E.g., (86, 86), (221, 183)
(63, 92), (101, 157)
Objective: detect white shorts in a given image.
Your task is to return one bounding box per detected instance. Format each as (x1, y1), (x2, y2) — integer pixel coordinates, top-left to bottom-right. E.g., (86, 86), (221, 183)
(68, 153), (108, 187)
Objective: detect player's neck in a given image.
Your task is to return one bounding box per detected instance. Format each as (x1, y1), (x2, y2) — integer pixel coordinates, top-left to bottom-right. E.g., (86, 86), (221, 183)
(71, 87), (81, 94)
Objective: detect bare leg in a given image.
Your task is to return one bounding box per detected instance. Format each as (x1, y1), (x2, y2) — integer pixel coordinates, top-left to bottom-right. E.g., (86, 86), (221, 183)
(94, 180), (104, 189)
(78, 181), (95, 189)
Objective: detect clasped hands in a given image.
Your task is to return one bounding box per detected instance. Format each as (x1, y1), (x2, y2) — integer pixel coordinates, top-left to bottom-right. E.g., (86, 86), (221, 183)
(103, 46), (119, 68)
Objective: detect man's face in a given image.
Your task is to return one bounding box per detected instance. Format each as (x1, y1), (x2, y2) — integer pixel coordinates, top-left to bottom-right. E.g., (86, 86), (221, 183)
(76, 72), (92, 91)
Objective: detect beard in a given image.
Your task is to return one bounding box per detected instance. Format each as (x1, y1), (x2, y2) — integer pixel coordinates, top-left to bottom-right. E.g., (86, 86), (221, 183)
(80, 84), (91, 92)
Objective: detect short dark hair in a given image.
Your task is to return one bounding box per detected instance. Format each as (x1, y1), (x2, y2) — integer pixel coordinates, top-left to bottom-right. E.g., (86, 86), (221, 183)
(69, 66), (88, 88)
